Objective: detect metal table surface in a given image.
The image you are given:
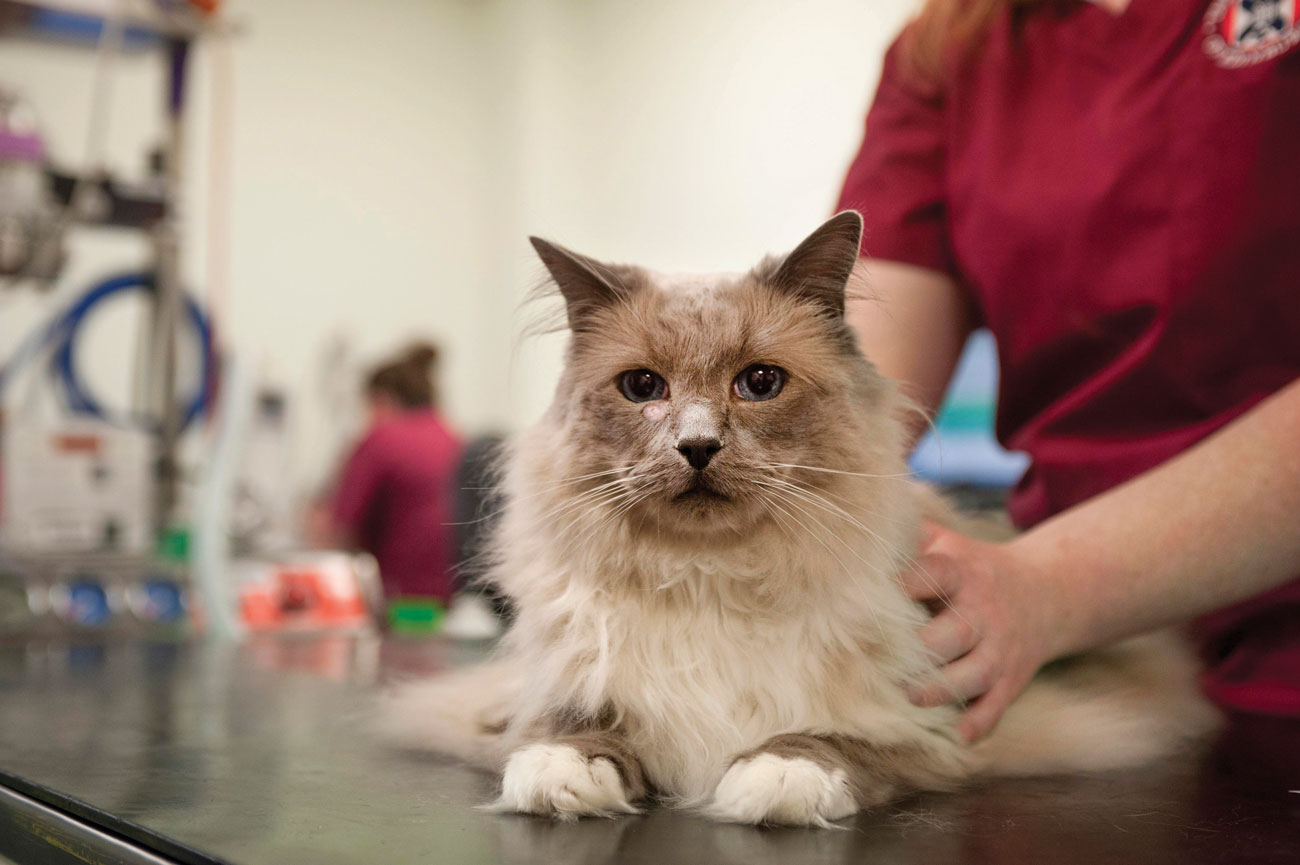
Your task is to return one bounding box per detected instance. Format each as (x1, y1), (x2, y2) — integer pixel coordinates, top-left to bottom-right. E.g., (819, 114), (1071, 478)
(0, 634), (1297, 865)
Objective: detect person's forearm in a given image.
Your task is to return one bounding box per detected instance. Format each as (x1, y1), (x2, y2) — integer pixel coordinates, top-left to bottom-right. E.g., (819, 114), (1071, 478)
(1014, 377), (1300, 659)
(845, 259), (973, 443)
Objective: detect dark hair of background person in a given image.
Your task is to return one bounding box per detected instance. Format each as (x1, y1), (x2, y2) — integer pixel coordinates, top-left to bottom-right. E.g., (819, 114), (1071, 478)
(366, 342), (440, 409)
(453, 433), (515, 621)
(903, 0), (1042, 90)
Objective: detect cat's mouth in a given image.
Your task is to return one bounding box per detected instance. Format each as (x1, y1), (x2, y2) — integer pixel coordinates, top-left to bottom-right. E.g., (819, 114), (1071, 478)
(673, 478), (729, 502)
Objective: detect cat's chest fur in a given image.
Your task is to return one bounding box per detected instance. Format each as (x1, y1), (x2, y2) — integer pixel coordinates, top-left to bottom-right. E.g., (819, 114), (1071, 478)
(513, 542), (937, 798)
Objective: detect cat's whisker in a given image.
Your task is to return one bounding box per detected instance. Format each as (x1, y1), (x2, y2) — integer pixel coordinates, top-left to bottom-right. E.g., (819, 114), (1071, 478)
(546, 486), (643, 548)
(631, 494), (657, 539)
(532, 476), (645, 524)
(757, 476), (892, 533)
(557, 483), (650, 549)
(760, 488), (905, 614)
(448, 469), (639, 528)
(758, 478), (919, 571)
(754, 479), (900, 558)
(759, 462), (917, 480)
(552, 487), (638, 540)
(776, 476), (920, 530)
(751, 472), (926, 579)
(569, 494), (647, 553)
(521, 474), (639, 513)
(542, 479), (637, 515)
(760, 476), (937, 586)
(759, 481), (930, 624)
(531, 466), (637, 492)
(758, 475), (973, 629)
(758, 496), (798, 542)
(759, 487), (901, 594)
(758, 492), (907, 667)
(761, 474), (923, 567)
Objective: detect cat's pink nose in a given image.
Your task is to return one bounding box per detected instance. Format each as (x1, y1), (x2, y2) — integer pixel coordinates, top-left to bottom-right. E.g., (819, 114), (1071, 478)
(677, 437), (722, 470)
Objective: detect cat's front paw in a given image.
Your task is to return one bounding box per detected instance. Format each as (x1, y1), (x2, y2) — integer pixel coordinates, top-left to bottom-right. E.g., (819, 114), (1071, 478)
(705, 753), (857, 826)
(491, 743), (640, 820)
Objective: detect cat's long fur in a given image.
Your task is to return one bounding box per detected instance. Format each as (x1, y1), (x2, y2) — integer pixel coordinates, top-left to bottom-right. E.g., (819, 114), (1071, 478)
(378, 213), (1218, 825)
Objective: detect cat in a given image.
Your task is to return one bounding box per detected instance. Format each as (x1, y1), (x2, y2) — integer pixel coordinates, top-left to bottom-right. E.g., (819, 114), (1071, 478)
(379, 212), (1218, 826)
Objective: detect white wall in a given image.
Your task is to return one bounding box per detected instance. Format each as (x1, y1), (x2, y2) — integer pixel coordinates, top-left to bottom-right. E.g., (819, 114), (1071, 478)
(494, 0), (913, 423)
(0, 0), (914, 499)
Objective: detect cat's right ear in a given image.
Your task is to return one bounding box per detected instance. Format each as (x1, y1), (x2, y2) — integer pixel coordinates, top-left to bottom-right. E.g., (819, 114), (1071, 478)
(765, 211), (864, 317)
(530, 237), (631, 330)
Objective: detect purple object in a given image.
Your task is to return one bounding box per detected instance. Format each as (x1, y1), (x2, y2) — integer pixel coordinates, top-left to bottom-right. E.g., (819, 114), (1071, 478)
(0, 128), (45, 162)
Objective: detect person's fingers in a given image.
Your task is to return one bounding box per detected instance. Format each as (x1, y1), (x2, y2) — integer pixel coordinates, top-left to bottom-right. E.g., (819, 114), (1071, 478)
(915, 609), (979, 664)
(956, 677), (1017, 743)
(898, 554), (959, 602)
(917, 519), (945, 548)
(908, 649), (995, 707)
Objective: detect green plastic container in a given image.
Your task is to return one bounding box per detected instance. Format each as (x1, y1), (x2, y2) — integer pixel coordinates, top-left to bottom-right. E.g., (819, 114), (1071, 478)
(156, 526), (190, 563)
(386, 597), (446, 635)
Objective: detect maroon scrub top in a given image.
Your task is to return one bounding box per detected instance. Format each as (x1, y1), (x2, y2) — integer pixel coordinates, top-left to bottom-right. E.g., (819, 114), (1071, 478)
(837, 0), (1300, 715)
(332, 411), (462, 601)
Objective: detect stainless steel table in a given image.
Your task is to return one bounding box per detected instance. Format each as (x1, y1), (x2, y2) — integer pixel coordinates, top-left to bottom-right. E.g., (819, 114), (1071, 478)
(1, 635), (1297, 864)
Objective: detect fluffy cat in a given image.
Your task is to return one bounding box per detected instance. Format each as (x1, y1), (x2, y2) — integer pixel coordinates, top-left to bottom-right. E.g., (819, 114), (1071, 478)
(380, 212), (1217, 826)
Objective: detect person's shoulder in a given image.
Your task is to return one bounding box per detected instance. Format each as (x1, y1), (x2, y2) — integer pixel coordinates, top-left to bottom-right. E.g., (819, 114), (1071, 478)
(380, 410), (461, 448)
(863, 22), (952, 115)
(420, 411), (464, 449)
(355, 417), (409, 453)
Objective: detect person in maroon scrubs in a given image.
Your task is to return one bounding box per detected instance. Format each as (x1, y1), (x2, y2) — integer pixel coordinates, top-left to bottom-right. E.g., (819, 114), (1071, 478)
(329, 344), (462, 602)
(838, 0), (1300, 741)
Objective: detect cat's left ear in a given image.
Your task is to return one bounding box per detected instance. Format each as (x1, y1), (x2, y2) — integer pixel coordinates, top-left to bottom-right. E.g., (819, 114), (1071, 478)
(530, 236), (635, 331)
(765, 211), (864, 317)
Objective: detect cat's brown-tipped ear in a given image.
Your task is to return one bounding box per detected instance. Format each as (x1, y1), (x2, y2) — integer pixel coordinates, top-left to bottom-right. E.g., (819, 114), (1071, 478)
(764, 211), (863, 317)
(530, 236), (634, 330)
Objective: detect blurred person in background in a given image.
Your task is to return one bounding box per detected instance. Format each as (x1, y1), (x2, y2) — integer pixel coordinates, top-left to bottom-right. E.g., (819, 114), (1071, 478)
(313, 342), (494, 633)
(840, 0), (1300, 742)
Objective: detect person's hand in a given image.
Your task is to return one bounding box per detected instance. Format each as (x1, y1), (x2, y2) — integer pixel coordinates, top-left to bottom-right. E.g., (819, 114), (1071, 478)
(899, 521), (1067, 743)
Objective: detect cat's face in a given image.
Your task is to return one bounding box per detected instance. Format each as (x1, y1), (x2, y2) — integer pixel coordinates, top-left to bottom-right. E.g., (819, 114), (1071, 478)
(534, 213), (888, 539)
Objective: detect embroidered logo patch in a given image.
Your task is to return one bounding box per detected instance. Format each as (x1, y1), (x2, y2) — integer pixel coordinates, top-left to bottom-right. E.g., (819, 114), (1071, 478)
(1204, 0), (1300, 66)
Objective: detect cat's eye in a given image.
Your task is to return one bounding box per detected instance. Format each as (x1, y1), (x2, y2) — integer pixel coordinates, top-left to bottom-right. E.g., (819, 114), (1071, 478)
(734, 364), (785, 402)
(619, 369), (668, 402)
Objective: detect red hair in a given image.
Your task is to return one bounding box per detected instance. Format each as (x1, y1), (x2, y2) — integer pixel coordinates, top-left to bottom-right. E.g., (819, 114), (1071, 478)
(901, 0), (1043, 91)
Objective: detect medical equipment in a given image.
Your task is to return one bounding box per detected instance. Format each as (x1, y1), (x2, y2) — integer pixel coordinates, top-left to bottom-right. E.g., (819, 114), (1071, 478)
(0, 0), (227, 535)
(0, 87), (62, 281)
(0, 420), (153, 553)
(0, 271), (215, 427)
(0, 2), (244, 640)
(0, 550), (191, 636)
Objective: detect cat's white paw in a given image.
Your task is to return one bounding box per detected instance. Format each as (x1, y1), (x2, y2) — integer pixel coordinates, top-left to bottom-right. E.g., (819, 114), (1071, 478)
(491, 744), (639, 820)
(705, 753), (858, 826)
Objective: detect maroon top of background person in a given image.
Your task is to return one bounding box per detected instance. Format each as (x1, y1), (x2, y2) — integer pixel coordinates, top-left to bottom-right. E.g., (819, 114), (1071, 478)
(332, 411), (462, 601)
(837, 0), (1300, 715)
